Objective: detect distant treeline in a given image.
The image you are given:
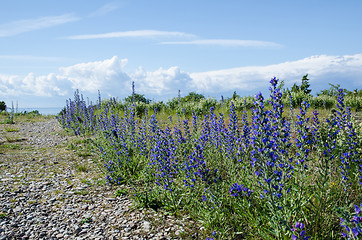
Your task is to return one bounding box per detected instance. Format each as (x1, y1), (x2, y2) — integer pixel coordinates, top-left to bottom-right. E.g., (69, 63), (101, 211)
(89, 74), (362, 118)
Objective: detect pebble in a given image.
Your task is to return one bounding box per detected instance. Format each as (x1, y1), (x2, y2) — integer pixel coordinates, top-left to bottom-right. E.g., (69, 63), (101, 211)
(142, 221), (151, 232)
(0, 118), (191, 239)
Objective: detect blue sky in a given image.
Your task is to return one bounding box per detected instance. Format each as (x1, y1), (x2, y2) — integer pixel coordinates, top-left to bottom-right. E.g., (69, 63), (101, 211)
(1, 0), (362, 108)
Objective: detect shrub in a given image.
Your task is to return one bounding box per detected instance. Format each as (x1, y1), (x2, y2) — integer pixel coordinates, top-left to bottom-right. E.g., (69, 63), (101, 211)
(0, 101), (6, 111)
(310, 95), (336, 109)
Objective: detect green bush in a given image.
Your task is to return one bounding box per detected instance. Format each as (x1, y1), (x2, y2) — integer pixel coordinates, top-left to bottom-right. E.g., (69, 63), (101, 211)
(310, 95), (336, 109)
(0, 101), (6, 111)
(345, 95), (362, 111)
(231, 96), (255, 111)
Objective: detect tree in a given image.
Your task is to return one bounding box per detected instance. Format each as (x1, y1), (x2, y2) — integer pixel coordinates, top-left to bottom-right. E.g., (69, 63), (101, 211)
(288, 74), (312, 108)
(124, 93), (151, 104)
(300, 74), (311, 95)
(291, 74), (311, 95)
(317, 83), (348, 97)
(182, 92), (205, 102)
(231, 91), (240, 100)
(0, 101), (6, 111)
(291, 84), (300, 93)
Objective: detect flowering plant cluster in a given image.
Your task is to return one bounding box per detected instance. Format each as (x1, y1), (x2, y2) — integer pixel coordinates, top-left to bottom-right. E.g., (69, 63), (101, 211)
(291, 222), (310, 240)
(58, 79), (362, 239)
(339, 204), (362, 239)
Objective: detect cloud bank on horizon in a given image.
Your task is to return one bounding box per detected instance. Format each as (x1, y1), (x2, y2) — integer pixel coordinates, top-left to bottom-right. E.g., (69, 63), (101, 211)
(1, 53), (362, 107)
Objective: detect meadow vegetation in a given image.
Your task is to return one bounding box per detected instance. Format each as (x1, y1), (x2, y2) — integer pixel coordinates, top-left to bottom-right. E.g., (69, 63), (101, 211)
(54, 77), (361, 239)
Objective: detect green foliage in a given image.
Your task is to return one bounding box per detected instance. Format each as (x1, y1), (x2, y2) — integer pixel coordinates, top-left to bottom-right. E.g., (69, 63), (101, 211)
(0, 101), (6, 111)
(317, 83), (348, 97)
(229, 96), (255, 110)
(133, 101), (166, 118)
(288, 74), (313, 107)
(231, 91), (240, 100)
(19, 110), (40, 116)
(4, 127), (19, 132)
(285, 91), (313, 108)
(81, 217), (92, 224)
(0, 212), (7, 219)
(115, 188), (128, 197)
(60, 83), (362, 239)
(0, 143), (21, 150)
(182, 92), (205, 103)
(124, 93), (151, 104)
(309, 94), (336, 109)
(345, 95), (362, 111)
(349, 88), (362, 97)
(301, 74), (312, 95)
(175, 97), (219, 116)
(166, 95), (219, 117)
(74, 190), (89, 195)
(75, 163), (89, 173)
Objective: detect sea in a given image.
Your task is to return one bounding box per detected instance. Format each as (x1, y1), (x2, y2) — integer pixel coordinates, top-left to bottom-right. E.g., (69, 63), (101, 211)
(8, 107), (64, 116)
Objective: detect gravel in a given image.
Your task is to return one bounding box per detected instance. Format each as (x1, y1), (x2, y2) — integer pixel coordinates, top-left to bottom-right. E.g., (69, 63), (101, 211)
(0, 118), (197, 240)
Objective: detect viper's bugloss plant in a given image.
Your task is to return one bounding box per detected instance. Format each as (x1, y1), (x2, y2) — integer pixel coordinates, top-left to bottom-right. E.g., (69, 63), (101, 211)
(248, 78), (295, 238)
(57, 89), (98, 135)
(322, 89), (361, 190)
(229, 183), (253, 198)
(295, 101), (313, 168)
(338, 203), (362, 239)
(58, 81), (362, 239)
(291, 222), (311, 240)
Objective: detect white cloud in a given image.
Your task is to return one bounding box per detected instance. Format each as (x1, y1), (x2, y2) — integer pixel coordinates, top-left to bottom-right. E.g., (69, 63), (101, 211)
(1, 54), (362, 107)
(0, 72), (68, 97)
(131, 66), (193, 95)
(66, 30), (195, 40)
(160, 39), (282, 48)
(90, 2), (120, 17)
(0, 14), (79, 37)
(59, 56), (130, 94)
(0, 74), (20, 96)
(0, 56), (193, 102)
(23, 73), (69, 96)
(0, 56), (131, 98)
(190, 53), (362, 93)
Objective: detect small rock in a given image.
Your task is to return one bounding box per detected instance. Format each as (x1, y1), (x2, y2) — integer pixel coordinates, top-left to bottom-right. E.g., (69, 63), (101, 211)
(13, 206), (22, 212)
(56, 233), (64, 238)
(79, 229), (88, 235)
(142, 221), (151, 232)
(105, 197), (116, 201)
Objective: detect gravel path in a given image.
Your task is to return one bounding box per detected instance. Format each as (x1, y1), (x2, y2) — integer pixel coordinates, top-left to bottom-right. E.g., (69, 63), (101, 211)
(0, 118), (196, 240)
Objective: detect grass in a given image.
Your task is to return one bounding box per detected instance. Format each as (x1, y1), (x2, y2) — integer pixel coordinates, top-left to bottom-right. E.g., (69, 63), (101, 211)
(4, 135), (23, 143)
(0, 111), (54, 124)
(77, 152), (92, 157)
(27, 200), (37, 204)
(4, 127), (19, 132)
(81, 217), (92, 224)
(96, 178), (106, 185)
(74, 190), (89, 196)
(0, 143), (21, 154)
(80, 178), (93, 185)
(115, 188), (128, 197)
(75, 163), (89, 173)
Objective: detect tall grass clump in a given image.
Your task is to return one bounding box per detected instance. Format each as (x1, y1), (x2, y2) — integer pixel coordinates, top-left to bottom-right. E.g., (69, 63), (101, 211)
(59, 79), (361, 239)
